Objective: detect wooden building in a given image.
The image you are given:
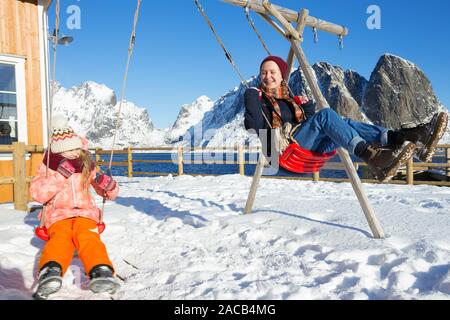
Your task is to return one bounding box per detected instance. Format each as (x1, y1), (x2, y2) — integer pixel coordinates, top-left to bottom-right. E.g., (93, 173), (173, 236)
(0, 0), (51, 203)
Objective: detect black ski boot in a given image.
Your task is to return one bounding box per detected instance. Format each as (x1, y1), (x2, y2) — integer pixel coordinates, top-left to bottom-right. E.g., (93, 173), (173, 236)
(392, 112), (448, 162)
(33, 261), (63, 300)
(89, 264), (120, 294)
(357, 141), (416, 182)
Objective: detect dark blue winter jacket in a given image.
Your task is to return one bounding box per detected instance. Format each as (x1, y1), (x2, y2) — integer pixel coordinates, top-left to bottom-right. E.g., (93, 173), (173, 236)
(244, 87), (316, 156)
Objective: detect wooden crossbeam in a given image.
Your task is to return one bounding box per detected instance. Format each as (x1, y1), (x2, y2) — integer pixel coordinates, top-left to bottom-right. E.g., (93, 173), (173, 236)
(222, 0), (348, 37)
(262, 1), (302, 41)
(286, 9), (309, 81)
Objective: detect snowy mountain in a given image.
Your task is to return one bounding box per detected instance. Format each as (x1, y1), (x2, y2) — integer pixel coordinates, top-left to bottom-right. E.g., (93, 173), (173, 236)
(165, 95), (214, 144)
(363, 54), (446, 128)
(52, 81), (168, 148)
(52, 54), (449, 148)
(172, 78), (260, 147)
(175, 54), (449, 147)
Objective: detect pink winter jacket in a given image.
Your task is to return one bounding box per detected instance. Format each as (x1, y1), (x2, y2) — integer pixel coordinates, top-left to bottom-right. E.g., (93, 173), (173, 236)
(29, 140), (119, 229)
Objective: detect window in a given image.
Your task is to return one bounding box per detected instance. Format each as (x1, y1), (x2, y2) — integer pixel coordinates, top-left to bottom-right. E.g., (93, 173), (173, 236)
(0, 55), (27, 145)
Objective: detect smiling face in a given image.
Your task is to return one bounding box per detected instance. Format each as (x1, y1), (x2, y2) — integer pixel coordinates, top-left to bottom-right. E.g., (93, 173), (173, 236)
(60, 148), (81, 160)
(260, 60), (284, 90)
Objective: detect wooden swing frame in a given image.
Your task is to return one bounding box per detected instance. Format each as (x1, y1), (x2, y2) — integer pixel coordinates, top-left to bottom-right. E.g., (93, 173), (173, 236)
(221, 0), (385, 239)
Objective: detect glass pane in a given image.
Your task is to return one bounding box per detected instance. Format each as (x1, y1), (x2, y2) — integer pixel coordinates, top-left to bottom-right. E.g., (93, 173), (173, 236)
(0, 120), (16, 145)
(0, 63), (16, 92)
(0, 93), (17, 119)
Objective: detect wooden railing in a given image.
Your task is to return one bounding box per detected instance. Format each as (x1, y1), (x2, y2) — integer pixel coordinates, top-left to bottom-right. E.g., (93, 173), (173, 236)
(0, 143), (45, 211)
(93, 144), (450, 186)
(93, 146), (257, 177)
(1, 143), (449, 211)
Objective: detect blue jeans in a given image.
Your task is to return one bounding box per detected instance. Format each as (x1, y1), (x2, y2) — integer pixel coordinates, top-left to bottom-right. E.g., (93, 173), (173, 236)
(293, 108), (389, 155)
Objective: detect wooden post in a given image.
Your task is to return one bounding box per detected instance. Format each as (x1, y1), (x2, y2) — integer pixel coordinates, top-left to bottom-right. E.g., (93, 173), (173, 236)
(286, 9), (309, 76)
(407, 157), (414, 185)
(127, 146), (133, 178)
(178, 146), (184, 176)
(313, 171), (320, 182)
(289, 42), (384, 238)
(12, 142), (27, 211)
(244, 154), (266, 214)
(95, 148), (101, 172)
(290, 45), (384, 239)
(261, 1), (301, 40)
(238, 145), (245, 175)
(446, 147), (450, 180)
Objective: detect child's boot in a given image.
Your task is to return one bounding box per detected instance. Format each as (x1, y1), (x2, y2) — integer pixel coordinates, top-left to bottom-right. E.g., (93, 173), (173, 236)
(33, 261), (63, 300)
(89, 264), (120, 294)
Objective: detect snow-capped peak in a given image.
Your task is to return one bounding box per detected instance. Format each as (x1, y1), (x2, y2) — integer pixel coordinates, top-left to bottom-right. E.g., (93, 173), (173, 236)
(52, 81), (168, 148)
(165, 95), (214, 143)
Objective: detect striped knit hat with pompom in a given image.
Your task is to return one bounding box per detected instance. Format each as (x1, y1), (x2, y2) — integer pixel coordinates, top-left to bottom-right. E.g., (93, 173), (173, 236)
(50, 114), (82, 153)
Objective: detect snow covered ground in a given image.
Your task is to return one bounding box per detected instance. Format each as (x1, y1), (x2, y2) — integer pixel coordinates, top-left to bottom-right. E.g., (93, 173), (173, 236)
(1, 175), (450, 300)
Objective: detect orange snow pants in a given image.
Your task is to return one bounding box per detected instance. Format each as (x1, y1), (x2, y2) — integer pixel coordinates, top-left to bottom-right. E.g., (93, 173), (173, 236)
(38, 217), (113, 276)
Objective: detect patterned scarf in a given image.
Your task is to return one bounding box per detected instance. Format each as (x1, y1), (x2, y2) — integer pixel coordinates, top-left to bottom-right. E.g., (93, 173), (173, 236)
(259, 80), (305, 128)
(42, 150), (84, 173)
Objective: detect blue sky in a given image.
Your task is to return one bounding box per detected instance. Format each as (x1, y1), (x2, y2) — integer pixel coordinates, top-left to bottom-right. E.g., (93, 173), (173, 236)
(49, 0), (450, 128)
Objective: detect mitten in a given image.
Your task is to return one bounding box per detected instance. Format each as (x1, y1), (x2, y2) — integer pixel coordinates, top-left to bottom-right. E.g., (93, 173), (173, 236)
(57, 159), (76, 178)
(95, 172), (116, 191)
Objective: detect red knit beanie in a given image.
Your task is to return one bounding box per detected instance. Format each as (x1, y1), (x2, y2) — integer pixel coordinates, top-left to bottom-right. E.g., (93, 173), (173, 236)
(260, 56), (289, 80)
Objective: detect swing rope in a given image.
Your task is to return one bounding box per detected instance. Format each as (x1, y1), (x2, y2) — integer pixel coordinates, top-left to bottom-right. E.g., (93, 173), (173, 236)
(194, 0), (248, 87)
(195, 0), (305, 125)
(194, 0), (302, 100)
(107, 0), (141, 169)
(38, 0), (61, 232)
(100, 0), (142, 223)
(45, 0), (60, 178)
(243, 1), (297, 96)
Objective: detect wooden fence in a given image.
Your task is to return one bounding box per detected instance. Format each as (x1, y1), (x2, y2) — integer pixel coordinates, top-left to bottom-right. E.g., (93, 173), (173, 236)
(94, 144), (450, 186)
(1, 143), (450, 211)
(0, 143), (45, 211)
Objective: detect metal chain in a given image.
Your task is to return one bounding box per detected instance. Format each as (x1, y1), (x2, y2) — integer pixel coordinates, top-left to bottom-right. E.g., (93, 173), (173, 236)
(338, 35), (344, 50)
(244, 0), (271, 56)
(312, 27), (318, 43)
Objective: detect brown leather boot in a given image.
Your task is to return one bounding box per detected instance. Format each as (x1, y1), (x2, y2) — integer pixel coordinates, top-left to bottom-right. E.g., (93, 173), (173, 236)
(358, 141), (416, 182)
(393, 112), (448, 162)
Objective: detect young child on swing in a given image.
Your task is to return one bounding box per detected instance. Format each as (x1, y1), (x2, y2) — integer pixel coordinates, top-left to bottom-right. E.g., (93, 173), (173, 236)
(244, 56), (448, 182)
(29, 114), (120, 299)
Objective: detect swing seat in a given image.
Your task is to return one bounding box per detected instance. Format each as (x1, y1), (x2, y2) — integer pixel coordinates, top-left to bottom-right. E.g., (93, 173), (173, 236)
(35, 226), (50, 242)
(279, 143), (337, 173)
(35, 222), (106, 241)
